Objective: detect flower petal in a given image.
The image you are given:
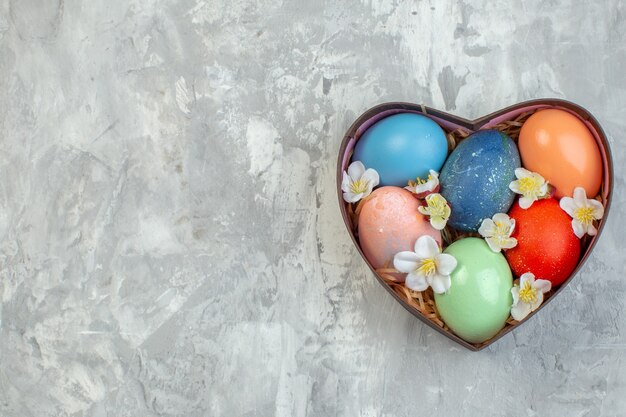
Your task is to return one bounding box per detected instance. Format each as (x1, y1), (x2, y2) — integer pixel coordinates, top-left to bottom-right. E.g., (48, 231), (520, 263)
(530, 291), (544, 311)
(499, 237), (517, 250)
(343, 192), (362, 203)
(509, 181), (521, 194)
(414, 235), (440, 258)
(430, 273), (451, 294)
(586, 223), (598, 236)
(588, 199), (605, 219)
(413, 182), (429, 194)
(362, 177), (376, 197)
(520, 272), (535, 287)
(572, 219), (585, 238)
(573, 187), (587, 205)
(492, 213), (510, 224)
(511, 301), (532, 321)
(559, 196), (577, 217)
(443, 204), (451, 218)
(515, 167), (532, 179)
(417, 206), (429, 215)
(485, 237), (502, 253)
(478, 219), (496, 237)
(348, 161), (365, 180)
(405, 272), (429, 292)
(430, 216), (447, 230)
(511, 286), (519, 306)
(533, 279), (552, 294)
(341, 172), (351, 193)
(393, 251), (420, 273)
(518, 196), (534, 209)
(361, 168), (380, 188)
(362, 184), (374, 198)
(436, 253), (458, 275)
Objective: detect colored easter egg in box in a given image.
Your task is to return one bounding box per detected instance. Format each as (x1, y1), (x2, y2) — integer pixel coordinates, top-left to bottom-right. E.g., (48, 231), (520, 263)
(435, 238), (513, 344)
(358, 187), (441, 271)
(352, 113), (448, 187)
(519, 109), (603, 198)
(440, 130), (521, 232)
(505, 198), (580, 286)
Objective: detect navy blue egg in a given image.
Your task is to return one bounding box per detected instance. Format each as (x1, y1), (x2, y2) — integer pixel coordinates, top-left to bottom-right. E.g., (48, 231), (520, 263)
(440, 130), (521, 232)
(352, 113), (448, 187)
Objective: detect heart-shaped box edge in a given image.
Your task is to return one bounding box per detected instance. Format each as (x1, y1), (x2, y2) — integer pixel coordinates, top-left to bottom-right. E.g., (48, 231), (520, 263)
(337, 98), (614, 351)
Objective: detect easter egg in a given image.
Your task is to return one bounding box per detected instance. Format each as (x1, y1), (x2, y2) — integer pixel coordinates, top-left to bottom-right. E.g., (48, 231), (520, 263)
(358, 186), (441, 270)
(434, 238), (513, 344)
(353, 113), (448, 187)
(519, 109), (602, 198)
(505, 198), (580, 286)
(440, 130), (520, 232)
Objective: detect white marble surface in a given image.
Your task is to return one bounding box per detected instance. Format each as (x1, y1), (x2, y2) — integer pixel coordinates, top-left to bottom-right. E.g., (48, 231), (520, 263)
(1, 0), (625, 416)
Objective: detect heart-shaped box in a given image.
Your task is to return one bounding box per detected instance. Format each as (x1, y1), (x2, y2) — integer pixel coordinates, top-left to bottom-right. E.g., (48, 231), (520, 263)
(337, 99), (614, 351)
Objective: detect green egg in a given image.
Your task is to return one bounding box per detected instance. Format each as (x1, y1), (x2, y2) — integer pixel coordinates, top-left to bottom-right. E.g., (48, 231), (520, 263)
(435, 238), (513, 344)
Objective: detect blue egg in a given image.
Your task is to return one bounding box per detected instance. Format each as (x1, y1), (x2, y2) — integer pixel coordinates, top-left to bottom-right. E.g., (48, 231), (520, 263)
(440, 130), (520, 232)
(353, 113), (448, 187)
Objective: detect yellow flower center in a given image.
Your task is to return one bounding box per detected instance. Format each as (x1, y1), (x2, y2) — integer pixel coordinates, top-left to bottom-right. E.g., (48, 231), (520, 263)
(518, 281), (537, 304)
(426, 195), (448, 217)
(350, 179), (368, 194)
(574, 206), (595, 226)
(518, 176), (542, 196)
(417, 258), (437, 276)
(412, 174), (434, 186)
(490, 221), (511, 245)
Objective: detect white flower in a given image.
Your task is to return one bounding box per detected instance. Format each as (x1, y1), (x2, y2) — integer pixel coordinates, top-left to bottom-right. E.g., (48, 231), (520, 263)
(478, 213), (518, 253)
(405, 170), (440, 198)
(559, 186), (604, 238)
(341, 161), (380, 203)
(417, 193), (451, 230)
(509, 168), (549, 209)
(510, 272), (552, 321)
(393, 235), (458, 294)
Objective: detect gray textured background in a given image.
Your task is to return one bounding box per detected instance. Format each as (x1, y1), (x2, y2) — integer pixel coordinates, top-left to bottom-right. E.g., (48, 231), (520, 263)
(0, 0), (625, 416)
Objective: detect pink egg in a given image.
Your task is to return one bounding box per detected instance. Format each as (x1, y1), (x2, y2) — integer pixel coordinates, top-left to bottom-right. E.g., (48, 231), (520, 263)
(358, 186), (442, 271)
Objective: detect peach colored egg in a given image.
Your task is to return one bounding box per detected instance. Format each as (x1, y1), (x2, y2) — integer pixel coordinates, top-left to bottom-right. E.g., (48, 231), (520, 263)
(519, 109), (602, 198)
(358, 186), (441, 271)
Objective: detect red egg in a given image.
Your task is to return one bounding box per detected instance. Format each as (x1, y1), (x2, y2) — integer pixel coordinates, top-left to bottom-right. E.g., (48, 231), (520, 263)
(358, 186), (441, 270)
(505, 198), (580, 286)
